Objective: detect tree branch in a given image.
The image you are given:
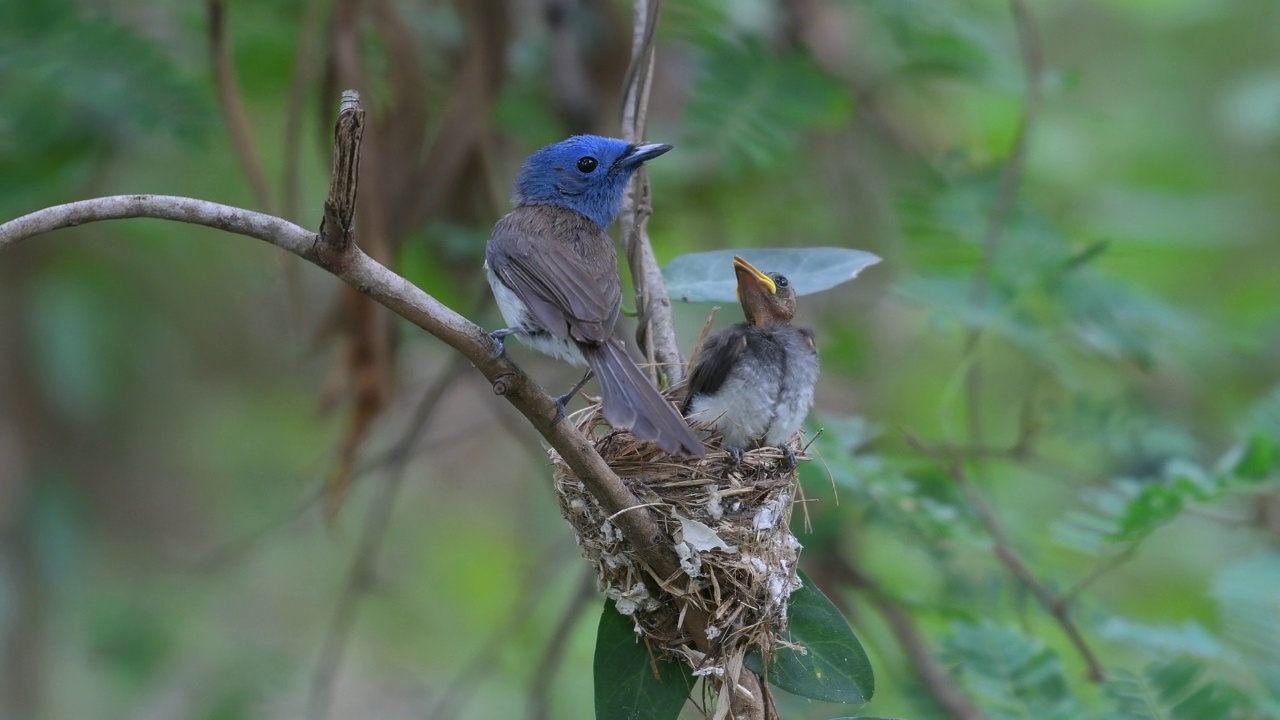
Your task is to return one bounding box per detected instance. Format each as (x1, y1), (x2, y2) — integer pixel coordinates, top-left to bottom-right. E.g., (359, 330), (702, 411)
(907, 435), (1107, 682)
(616, 5), (763, 715)
(0, 193), (680, 563)
(281, 0), (332, 223)
(617, 0), (684, 387)
(307, 352), (471, 720)
(978, 0), (1043, 290)
(823, 553), (983, 720)
(0, 94), (690, 631)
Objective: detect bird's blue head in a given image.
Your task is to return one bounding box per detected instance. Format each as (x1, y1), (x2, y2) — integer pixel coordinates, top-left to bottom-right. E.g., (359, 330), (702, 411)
(512, 135), (673, 230)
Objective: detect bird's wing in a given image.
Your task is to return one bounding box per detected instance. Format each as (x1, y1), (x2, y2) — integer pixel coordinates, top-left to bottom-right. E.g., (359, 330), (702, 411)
(682, 326), (749, 412)
(798, 327), (817, 354)
(488, 207), (620, 345)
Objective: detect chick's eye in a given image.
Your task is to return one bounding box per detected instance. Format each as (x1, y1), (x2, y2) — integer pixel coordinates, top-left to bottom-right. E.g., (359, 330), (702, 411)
(576, 156), (599, 173)
(774, 275), (790, 288)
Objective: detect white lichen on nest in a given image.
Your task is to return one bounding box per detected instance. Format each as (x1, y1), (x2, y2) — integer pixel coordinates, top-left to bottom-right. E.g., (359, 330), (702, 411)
(549, 403), (806, 687)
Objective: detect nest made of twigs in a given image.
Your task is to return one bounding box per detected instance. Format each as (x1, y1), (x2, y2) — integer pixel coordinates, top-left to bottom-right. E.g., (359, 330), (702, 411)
(549, 398), (806, 691)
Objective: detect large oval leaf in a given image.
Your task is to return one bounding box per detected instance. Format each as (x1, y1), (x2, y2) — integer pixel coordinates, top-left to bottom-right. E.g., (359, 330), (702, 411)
(663, 247), (882, 303)
(745, 570), (874, 704)
(594, 600), (695, 720)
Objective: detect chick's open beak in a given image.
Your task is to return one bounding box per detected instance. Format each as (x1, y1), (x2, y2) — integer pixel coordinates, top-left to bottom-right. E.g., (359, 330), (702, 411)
(733, 256), (777, 299)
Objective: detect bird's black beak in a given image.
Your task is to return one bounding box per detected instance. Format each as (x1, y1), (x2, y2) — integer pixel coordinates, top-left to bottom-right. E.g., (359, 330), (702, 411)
(620, 142), (673, 170)
(733, 256), (777, 298)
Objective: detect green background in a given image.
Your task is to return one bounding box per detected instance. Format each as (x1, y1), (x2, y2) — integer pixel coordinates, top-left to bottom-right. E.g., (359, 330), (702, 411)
(1, 0), (1278, 718)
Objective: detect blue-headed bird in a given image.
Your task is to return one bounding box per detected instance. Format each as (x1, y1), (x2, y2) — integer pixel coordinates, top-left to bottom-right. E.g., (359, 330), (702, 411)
(485, 135), (705, 457)
(682, 257), (819, 466)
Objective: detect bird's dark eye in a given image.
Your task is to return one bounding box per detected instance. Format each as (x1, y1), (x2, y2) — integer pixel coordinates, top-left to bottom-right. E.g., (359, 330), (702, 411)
(774, 274), (790, 289)
(576, 156), (599, 173)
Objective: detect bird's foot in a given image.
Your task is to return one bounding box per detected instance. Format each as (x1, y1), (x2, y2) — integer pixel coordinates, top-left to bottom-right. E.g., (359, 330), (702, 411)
(727, 447), (744, 466)
(488, 328), (518, 360)
(551, 370), (594, 423)
(778, 445), (798, 469)
(550, 398), (567, 424)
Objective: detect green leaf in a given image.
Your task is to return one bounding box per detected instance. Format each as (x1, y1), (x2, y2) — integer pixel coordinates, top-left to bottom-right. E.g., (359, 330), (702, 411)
(593, 600), (693, 720)
(685, 40), (853, 174)
(1228, 432), (1276, 479)
(1212, 553), (1280, 666)
(943, 622), (1083, 720)
(1054, 431), (1280, 557)
(0, 10), (214, 145)
(855, 0), (1004, 82)
(663, 247), (881, 303)
(1095, 617), (1224, 659)
(1244, 385), (1280, 439)
(745, 571), (873, 704)
(1103, 657), (1257, 720)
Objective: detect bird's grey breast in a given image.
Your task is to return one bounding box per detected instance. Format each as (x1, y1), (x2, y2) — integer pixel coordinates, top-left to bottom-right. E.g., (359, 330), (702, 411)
(765, 325), (819, 446)
(687, 326), (789, 450)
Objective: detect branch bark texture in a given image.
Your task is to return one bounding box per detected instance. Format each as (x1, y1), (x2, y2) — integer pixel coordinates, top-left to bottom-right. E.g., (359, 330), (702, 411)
(0, 190), (680, 566)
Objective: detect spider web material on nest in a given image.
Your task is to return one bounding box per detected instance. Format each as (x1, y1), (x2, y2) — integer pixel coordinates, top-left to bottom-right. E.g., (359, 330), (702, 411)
(549, 401), (808, 701)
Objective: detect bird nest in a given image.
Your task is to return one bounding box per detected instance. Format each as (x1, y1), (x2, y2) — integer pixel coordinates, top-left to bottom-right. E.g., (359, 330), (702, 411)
(549, 400), (807, 694)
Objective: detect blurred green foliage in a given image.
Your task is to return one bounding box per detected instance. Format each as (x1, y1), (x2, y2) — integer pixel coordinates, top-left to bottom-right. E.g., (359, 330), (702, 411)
(1, 0), (1279, 719)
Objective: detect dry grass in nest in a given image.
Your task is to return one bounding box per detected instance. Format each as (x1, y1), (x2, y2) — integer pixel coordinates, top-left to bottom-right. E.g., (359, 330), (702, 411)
(549, 398), (807, 694)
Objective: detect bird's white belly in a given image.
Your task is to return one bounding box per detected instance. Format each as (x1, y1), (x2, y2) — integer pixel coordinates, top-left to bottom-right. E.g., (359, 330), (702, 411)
(765, 345), (818, 446)
(687, 370), (782, 451)
(686, 329), (818, 452)
(485, 261), (586, 366)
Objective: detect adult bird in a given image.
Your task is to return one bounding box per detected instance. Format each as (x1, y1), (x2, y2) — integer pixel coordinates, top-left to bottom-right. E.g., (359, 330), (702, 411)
(683, 256), (818, 466)
(485, 135), (705, 457)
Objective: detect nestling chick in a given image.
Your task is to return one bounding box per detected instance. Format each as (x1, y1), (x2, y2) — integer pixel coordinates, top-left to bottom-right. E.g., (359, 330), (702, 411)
(683, 257), (818, 466)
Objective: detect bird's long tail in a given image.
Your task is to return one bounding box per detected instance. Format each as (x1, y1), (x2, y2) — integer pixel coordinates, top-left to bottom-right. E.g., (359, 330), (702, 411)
(585, 339), (706, 457)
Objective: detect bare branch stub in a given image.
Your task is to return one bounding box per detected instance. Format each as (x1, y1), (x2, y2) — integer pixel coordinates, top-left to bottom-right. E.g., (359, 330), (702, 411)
(319, 90), (365, 258)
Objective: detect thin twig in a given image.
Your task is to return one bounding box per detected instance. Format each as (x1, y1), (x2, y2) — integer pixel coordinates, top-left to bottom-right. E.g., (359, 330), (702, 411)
(907, 434), (1107, 682)
(179, 408), (494, 575)
(206, 0), (275, 213)
(281, 0), (333, 223)
(977, 0), (1043, 292)
(618, 6), (761, 712)
(528, 566), (596, 720)
(617, 0), (684, 387)
(207, 0), (307, 345)
(0, 98), (692, 671)
(427, 542), (570, 720)
(1059, 544), (1137, 607)
(962, 0), (1044, 447)
(826, 553), (983, 720)
(307, 352), (472, 720)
